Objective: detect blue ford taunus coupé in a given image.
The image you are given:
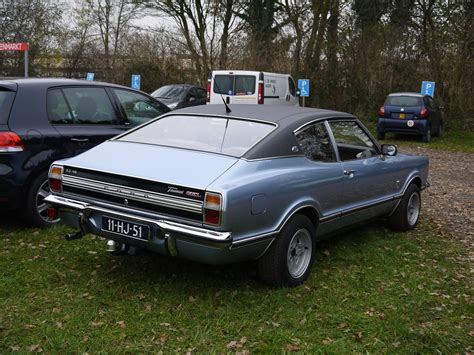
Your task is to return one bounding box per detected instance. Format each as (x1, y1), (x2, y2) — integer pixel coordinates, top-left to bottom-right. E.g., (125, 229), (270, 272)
(45, 105), (429, 286)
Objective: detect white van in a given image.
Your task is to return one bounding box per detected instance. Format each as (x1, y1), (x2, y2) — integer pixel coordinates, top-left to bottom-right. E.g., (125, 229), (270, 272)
(207, 70), (299, 106)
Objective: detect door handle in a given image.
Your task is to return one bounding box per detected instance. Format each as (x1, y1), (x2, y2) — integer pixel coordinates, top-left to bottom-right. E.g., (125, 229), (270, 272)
(70, 138), (89, 142)
(343, 169), (355, 178)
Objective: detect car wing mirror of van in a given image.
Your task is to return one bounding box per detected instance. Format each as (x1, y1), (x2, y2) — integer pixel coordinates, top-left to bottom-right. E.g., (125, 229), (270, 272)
(381, 144), (397, 156)
(189, 96), (196, 103)
(296, 89), (301, 97)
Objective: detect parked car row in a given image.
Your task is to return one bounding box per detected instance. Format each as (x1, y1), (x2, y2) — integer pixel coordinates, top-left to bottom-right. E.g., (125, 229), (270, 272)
(1, 75), (431, 286)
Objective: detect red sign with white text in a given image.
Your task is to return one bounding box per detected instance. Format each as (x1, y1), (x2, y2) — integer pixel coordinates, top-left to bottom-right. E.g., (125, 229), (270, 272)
(0, 42), (29, 51)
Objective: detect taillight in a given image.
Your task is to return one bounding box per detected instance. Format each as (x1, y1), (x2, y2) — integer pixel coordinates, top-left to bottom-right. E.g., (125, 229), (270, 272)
(378, 106), (385, 117)
(48, 165), (63, 193)
(420, 107), (428, 118)
(203, 192), (222, 226)
(0, 131), (24, 152)
(207, 80), (211, 103)
(258, 81), (264, 104)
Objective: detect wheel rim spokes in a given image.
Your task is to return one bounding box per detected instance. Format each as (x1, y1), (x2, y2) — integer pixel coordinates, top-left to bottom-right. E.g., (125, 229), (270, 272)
(287, 229), (312, 278)
(407, 192), (420, 225)
(36, 180), (59, 223)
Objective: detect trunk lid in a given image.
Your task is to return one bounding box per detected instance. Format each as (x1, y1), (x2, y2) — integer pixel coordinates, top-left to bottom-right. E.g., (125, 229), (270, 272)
(61, 141), (239, 190)
(385, 105), (421, 120)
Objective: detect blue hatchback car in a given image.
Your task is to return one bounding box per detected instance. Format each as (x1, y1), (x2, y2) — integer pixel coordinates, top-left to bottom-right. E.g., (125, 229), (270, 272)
(377, 93), (443, 142)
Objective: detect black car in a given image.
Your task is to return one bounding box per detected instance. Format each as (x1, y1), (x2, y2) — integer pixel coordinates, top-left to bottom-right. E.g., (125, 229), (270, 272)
(151, 84), (207, 110)
(0, 78), (170, 227)
(377, 92), (443, 142)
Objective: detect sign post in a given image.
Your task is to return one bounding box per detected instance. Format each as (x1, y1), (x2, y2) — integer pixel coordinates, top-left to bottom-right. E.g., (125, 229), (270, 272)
(421, 81), (435, 97)
(131, 74), (141, 90)
(86, 72), (95, 81)
(298, 79), (310, 107)
(0, 42), (30, 77)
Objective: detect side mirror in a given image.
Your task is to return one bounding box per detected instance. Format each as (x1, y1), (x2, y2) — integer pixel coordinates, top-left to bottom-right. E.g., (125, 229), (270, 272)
(296, 89), (301, 97)
(189, 96), (196, 103)
(381, 144), (397, 156)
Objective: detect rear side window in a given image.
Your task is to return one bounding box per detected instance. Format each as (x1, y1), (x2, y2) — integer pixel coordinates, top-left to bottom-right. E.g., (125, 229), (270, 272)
(295, 122), (336, 162)
(214, 75), (256, 95)
(0, 90), (16, 124)
(385, 96), (422, 107)
(119, 115), (275, 157)
(47, 87), (119, 125)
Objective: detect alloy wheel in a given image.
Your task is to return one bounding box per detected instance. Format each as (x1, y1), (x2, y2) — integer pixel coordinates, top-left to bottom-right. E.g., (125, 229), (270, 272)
(407, 192), (420, 226)
(287, 228), (312, 278)
(36, 180), (60, 224)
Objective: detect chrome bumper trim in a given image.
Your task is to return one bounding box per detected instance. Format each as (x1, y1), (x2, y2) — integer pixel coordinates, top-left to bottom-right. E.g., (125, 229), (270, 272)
(45, 194), (231, 242)
(61, 175), (203, 213)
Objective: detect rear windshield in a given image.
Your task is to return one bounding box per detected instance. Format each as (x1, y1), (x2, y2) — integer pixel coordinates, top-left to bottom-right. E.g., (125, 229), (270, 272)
(385, 96), (422, 107)
(119, 115), (275, 157)
(214, 75), (256, 95)
(0, 90), (16, 124)
(151, 85), (187, 99)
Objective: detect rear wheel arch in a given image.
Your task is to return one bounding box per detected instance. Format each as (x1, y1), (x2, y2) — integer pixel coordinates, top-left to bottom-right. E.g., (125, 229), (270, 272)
(293, 206), (319, 232)
(409, 176), (422, 190)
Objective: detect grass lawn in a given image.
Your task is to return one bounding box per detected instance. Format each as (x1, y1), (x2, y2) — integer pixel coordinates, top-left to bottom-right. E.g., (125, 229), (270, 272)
(363, 120), (474, 153)
(0, 216), (472, 353)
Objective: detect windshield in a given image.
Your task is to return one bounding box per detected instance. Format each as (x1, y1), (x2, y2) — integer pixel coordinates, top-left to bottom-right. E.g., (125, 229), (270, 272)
(119, 115), (275, 157)
(214, 75), (256, 95)
(151, 86), (187, 99)
(385, 96), (422, 107)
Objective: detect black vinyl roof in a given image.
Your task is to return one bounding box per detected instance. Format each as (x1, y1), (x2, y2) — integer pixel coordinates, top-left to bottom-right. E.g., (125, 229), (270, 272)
(171, 105), (355, 160)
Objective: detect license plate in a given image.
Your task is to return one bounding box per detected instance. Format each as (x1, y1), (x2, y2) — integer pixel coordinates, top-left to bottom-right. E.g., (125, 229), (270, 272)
(399, 113), (405, 119)
(101, 216), (150, 240)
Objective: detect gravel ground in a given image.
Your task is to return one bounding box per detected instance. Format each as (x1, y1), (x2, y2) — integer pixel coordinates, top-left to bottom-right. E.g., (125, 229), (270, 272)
(400, 146), (474, 261)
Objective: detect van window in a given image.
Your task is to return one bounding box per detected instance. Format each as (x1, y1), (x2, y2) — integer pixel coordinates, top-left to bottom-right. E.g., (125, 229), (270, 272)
(288, 77), (296, 96)
(214, 75), (256, 95)
(0, 89), (15, 124)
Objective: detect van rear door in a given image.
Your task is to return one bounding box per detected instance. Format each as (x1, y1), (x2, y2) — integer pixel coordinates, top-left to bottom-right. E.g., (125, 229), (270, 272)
(211, 73), (258, 104)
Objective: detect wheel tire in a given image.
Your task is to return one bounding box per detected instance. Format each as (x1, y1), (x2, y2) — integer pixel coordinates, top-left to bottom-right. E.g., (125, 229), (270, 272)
(23, 171), (60, 227)
(422, 126), (431, 142)
(258, 214), (316, 287)
(377, 131), (385, 140)
(387, 184), (421, 231)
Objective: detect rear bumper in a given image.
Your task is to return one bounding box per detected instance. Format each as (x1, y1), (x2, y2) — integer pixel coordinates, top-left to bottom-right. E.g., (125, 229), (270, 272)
(45, 194), (271, 264)
(377, 118), (429, 135)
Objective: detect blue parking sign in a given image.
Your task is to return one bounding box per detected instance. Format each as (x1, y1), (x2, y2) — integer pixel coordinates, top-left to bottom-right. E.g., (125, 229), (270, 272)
(131, 74), (141, 90)
(86, 72), (94, 81)
(421, 81), (435, 97)
(298, 79), (310, 97)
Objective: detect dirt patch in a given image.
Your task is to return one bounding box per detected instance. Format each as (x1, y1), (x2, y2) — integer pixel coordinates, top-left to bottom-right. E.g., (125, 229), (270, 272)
(400, 146), (474, 258)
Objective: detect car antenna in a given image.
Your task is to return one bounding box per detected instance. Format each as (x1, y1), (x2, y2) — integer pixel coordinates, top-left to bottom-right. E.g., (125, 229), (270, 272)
(209, 71), (231, 114)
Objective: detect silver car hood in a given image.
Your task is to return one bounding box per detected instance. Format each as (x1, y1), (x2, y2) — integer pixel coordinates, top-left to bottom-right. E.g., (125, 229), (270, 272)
(60, 141), (239, 190)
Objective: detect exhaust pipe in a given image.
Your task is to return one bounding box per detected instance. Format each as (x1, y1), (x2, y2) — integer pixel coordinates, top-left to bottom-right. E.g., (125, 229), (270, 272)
(64, 231), (83, 241)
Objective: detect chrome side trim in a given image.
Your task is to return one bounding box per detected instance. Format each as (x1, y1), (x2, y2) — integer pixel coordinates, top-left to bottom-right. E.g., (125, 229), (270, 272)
(319, 195), (401, 223)
(62, 175), (203, 214)
(232, 204), (317, 247)
(45, 195), (231, 242)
